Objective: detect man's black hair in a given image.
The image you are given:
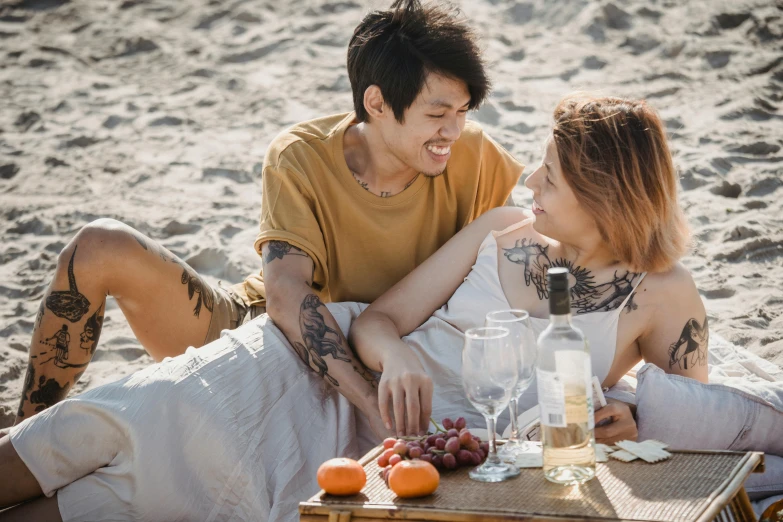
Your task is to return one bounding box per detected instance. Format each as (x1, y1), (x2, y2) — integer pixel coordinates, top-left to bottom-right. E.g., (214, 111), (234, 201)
(347, 0), (490, 123)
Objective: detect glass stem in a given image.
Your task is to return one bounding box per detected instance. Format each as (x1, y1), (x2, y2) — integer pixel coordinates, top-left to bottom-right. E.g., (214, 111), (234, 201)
(508, 397), (520, 442)
(485, 415), (501, 465)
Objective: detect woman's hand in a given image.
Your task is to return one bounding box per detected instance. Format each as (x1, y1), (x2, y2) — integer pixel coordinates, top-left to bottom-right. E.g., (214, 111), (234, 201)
(594, 399), (638, 445)
(378, 345), (433, 437)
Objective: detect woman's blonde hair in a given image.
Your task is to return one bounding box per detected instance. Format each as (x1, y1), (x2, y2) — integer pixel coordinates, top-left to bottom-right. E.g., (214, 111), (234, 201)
(552, 94), (690, 272)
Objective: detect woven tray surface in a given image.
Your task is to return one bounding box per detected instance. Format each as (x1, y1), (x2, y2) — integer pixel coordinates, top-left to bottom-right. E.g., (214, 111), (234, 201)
(314, 448), (746, 521)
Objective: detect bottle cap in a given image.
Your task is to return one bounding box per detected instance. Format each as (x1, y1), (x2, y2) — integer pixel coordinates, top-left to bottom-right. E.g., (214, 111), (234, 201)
(547, 267), (569, 292)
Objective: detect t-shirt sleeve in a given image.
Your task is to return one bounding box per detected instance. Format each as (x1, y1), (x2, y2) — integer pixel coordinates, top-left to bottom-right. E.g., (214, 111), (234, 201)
(472, 132), (525, 219)
(254, 165), (328, 288)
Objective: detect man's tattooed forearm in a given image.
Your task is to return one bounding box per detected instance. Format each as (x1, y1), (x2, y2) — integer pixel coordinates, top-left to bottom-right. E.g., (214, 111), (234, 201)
(293, 294), (350, 386)
(502, 238), (642, 314)
(264, 240), (309, 264)
(668, 316), (709, 370)
(292, 294), (377, 390)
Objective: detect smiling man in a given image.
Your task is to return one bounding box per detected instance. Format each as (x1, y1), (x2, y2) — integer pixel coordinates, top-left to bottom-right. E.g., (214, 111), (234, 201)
(249, 0), (524, 431)
(7, 0), (523, 440)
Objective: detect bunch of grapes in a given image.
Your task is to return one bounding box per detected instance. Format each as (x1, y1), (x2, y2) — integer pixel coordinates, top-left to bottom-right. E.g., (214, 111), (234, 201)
(378, 417), (490, 482)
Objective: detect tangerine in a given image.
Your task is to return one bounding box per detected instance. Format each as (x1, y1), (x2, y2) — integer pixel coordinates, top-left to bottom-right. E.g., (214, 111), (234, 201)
(317, 458), (366, 496)
(388, 460), (440, 498)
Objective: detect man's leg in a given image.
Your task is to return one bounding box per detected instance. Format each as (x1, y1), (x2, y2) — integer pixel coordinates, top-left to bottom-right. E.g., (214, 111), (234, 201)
(0, 496), (62, 522)
(12, 218), (220, 424)
(0, 435), (42, 509)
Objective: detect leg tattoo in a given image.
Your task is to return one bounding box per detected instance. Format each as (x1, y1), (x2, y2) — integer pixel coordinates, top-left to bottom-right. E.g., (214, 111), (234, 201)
(46, 246), (91, 322)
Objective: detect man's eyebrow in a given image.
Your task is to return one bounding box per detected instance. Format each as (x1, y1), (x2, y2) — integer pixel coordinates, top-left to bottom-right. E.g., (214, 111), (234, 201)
(428, 99), (471, 109)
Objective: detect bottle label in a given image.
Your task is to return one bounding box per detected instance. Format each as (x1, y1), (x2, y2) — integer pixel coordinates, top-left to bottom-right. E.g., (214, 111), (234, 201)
(536, 368), (567, 427)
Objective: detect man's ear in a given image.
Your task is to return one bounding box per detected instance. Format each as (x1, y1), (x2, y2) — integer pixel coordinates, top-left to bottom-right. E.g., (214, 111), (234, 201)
(363, 85), (386, 121)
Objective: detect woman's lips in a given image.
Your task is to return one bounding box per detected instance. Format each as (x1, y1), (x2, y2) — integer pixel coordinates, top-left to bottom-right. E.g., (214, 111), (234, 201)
(532, 200), (545, 214)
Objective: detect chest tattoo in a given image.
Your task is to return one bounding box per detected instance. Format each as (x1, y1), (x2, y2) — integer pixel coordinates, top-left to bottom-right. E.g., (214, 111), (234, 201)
(502, 238), (642, 314)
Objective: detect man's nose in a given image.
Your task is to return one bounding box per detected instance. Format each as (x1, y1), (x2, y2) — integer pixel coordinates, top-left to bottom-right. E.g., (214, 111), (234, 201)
(440, 117), (461, 141)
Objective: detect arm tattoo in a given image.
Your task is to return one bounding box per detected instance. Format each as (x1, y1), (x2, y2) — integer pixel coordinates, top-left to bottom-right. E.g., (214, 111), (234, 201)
(502, 238), (642, 314)
(668, 316), (709, 370)
(293, 294), (378, 389)
(264, 240), (309, 264)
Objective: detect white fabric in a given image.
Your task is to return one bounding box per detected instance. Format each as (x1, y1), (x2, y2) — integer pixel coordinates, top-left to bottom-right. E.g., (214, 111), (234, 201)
(4, 223), (670, 521)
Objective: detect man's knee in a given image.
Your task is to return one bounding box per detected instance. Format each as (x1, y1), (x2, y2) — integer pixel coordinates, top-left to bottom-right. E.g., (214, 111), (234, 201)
(58, 219), (142, 273)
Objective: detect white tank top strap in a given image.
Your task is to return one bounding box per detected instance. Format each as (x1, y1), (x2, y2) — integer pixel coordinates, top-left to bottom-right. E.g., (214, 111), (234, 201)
(493, 216), (536, 239)
(615, 272), (648, 316)
(478, 216), (536, 253)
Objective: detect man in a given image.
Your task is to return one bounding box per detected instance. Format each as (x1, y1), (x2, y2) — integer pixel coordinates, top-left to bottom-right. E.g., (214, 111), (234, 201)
(7, 0), (524, 437)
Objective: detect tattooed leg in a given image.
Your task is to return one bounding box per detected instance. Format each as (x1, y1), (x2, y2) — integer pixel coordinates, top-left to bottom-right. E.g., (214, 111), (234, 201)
(15, 219), (217, 424)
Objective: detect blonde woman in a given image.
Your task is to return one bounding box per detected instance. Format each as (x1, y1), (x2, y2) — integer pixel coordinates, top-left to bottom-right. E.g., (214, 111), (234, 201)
(0, 95), (707, 521)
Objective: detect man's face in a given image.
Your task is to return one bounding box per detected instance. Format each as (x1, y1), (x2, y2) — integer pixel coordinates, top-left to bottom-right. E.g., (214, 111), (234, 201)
(378, 73), (471, 176)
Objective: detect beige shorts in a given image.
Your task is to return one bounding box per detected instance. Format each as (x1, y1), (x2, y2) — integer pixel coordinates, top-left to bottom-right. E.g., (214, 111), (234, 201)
(203, 282), (266, 345)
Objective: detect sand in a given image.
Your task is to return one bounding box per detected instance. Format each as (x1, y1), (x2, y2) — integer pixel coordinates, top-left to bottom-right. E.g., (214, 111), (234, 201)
(0, 0), (781, 427)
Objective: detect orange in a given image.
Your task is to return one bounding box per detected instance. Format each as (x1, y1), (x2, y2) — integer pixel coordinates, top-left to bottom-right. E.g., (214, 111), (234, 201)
(317, 458), (366, 496)
(388, 460), (440, 498)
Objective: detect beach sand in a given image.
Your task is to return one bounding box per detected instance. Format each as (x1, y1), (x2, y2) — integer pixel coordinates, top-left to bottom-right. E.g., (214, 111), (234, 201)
(0, 0), (781, 427)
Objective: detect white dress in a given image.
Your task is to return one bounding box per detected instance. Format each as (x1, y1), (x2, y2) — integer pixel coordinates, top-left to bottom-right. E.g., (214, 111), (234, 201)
(9, 220), (644, 521)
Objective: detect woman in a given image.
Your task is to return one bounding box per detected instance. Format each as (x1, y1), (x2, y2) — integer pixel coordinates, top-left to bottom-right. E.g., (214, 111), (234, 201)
(0, 95), (707, 521)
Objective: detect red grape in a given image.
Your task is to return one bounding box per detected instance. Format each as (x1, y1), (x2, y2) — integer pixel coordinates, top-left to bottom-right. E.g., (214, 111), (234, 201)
(393, 442), (407, 455)
(442, 418), (454, 430)
(442, 453), (457, 469)
(446, 429), (459, 439)
(426, 435), (438, 446)
(383, 438), (396, 449)
(420, 454), (433, 464)
(423, 443), (432, 453)
(407, 441), (421, 449)
(431, 454), (443, 468)
(458, 430), (472, 446)
(457, 449), (473, 466)
(435, 438), (446, 450)
(445, 437), (460, 455)
(479, 442), (489, 454)
(465, 439), (479, 452)
(409, 447), (423, 459)
(389, 454), (402, 467)
(477, 448), (486, 460)
(470, 451), (482, 466)
(455, 417), (467, 431)
(377, 454), (389, 467)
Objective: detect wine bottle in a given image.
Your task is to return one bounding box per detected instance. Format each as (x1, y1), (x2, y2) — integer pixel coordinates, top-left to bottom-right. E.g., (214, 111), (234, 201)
(536, 267), (596, 485)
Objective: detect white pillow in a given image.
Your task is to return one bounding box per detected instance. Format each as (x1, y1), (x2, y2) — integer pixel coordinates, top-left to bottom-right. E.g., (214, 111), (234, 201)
(636, 363), (783, 456)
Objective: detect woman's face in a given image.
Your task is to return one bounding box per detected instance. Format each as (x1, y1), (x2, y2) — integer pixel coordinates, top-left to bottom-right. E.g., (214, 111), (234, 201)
(524, 137), (599, 246)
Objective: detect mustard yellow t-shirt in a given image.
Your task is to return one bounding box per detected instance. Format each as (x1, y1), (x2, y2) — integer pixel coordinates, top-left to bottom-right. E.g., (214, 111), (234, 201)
(240, 112), (524, 306)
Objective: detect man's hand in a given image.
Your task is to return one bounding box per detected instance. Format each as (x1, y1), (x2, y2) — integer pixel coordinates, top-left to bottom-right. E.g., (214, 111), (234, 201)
(594, 399), (638, 445)
(378, 344), (433, 437)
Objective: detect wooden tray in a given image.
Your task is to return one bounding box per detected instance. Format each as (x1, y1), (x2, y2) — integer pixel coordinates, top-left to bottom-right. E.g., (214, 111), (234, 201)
(300, 445), (764, 522)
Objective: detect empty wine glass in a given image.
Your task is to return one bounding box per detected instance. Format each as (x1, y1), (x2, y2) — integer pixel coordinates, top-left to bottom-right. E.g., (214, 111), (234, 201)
(486, 309), (538, 460)
(462, 326), (521, 482)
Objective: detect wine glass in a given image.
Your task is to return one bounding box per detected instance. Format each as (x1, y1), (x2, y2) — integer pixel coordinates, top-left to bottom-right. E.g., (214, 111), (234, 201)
(486, 309), (538, 460)
(462, 326), (521, 482)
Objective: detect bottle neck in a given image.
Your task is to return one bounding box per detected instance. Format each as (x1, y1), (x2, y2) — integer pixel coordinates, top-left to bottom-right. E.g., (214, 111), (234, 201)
(549, 288), (571, 317)
(549, 312), (572, 327)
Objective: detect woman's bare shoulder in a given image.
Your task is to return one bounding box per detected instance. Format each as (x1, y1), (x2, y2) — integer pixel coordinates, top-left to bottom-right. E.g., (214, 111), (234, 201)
(640, 261), (696, 296)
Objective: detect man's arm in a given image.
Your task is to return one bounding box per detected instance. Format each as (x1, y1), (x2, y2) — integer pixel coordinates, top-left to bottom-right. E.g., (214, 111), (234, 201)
(261, 241), (390, 438)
